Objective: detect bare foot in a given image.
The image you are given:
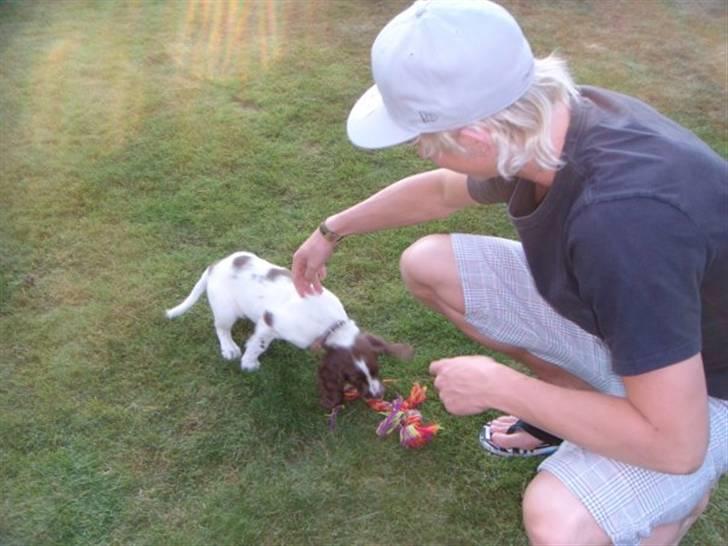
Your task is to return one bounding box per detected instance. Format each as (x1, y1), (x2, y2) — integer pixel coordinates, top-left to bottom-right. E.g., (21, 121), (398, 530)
(487, 415), (545, 450)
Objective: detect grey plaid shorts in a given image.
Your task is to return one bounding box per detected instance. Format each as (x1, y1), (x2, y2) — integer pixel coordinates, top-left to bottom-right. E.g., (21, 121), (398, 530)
(451, 233), (728, 546)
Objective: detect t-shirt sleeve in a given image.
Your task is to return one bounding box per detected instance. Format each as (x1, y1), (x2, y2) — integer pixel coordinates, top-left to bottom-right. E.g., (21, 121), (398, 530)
(567, 198), (705, 375)
(466, 176), (516, 204)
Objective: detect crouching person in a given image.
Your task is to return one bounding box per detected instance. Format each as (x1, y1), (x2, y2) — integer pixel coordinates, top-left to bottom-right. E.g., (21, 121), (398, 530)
(292, 1), (727, 543)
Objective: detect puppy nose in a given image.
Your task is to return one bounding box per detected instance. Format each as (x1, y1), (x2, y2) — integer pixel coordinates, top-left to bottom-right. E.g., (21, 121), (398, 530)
(369, 379), (384, 399)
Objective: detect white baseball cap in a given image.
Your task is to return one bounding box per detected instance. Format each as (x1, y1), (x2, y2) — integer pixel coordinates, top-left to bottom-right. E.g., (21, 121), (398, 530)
(347, 0), (535, 149)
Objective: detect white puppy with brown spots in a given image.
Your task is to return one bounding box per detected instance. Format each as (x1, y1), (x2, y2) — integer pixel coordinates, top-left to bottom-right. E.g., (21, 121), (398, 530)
(166, 251), (412, 407)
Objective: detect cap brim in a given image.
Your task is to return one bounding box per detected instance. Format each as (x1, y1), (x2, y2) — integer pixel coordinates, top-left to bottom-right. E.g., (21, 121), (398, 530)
(346, 84), (418, 150)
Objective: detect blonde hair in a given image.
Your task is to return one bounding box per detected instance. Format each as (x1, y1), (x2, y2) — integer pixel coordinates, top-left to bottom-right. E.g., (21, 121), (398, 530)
(416, 54), (579, 178)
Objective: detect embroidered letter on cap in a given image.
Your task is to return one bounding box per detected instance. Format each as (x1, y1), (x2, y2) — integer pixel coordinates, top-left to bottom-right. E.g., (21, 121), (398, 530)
(419, 111), (439, 123)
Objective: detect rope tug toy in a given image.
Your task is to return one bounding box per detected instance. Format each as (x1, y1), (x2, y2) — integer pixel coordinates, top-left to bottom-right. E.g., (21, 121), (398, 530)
(329, 382), (441, 449)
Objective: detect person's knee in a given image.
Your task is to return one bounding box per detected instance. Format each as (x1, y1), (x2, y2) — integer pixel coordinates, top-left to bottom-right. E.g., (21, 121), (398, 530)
(523, 472), (609, 546)
(399, 234), (452, 295)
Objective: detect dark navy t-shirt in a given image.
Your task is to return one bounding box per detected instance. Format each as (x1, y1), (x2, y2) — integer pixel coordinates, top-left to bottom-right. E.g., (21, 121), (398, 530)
(468, 86), (728, 399)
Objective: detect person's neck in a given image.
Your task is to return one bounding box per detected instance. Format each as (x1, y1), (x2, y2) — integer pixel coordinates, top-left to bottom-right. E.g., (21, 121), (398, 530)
(517, 101), (571, 187)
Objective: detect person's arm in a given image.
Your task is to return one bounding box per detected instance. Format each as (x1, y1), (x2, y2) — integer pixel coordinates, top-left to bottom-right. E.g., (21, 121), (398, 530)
(430, 352), (709, 474)
(325, 168), (475, 236)
(292, 168), (477, 295)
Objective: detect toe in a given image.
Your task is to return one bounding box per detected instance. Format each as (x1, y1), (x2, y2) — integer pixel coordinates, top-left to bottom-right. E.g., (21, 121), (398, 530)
(487, 415), (519, 433)
(490, 430), (544, 451)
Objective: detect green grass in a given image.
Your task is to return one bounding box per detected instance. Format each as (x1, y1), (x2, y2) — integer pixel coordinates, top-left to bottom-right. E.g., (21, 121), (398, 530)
(1, 1), (726, 544)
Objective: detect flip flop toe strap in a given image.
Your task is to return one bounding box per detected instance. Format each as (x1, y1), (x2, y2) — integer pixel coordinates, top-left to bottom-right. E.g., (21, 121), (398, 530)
(506, 419), (563, 446)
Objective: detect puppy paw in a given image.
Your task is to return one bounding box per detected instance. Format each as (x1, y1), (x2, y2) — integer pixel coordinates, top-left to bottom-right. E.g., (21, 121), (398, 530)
(240, 358), (260, 372)
(221, 346), (242, 360)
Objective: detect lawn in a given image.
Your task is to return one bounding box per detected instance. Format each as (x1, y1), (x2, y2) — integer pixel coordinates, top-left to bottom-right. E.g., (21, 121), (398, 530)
(1, 1), (726, 544)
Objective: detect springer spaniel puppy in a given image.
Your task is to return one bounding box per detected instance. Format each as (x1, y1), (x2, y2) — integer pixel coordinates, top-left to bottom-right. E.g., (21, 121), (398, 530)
(165, 251), (413, 409)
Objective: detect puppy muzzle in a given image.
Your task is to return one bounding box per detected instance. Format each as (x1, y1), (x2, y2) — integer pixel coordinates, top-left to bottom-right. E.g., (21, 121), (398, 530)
(367, 378), (384, 399)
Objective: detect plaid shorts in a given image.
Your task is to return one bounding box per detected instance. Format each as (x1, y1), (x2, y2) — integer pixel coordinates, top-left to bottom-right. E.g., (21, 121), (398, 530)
(451, 234), (728, 546)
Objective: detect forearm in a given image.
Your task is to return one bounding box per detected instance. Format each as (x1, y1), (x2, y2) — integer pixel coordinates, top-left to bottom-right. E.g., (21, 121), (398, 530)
(495, 364), (709, 474)
(498, 372), (665, 468)
(326, 169), (472, 236)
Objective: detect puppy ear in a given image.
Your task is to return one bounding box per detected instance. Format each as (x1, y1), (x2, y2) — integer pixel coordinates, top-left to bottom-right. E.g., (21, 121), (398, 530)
(364, 333), (415, 361)
(317, 354), (345, 410)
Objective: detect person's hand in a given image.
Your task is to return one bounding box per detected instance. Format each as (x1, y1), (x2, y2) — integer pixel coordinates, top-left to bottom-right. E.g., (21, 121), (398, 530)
(292, 228), (336, 296)
(429, 355), (506, 416)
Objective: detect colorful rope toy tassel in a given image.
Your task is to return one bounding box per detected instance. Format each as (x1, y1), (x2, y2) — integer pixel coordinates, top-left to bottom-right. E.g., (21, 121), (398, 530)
(329, 382), (441, 448)
(399, 413), (440, 449)
(371, 383), (441, 449)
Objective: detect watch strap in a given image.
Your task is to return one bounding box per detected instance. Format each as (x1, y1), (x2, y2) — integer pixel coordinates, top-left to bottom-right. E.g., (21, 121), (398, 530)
(318, 221), (344, 243)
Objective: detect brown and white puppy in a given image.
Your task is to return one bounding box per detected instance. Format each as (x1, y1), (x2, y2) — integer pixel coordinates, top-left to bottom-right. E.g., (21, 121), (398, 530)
(165, 251), (413, 409)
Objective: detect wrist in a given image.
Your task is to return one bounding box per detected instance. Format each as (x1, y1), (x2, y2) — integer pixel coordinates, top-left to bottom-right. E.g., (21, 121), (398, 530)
(489, 362), (523, 410)
(318, 219), (345, 244)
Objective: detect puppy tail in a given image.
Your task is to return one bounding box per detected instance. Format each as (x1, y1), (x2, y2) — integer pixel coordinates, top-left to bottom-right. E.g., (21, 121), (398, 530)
(165, 266), (211, 319)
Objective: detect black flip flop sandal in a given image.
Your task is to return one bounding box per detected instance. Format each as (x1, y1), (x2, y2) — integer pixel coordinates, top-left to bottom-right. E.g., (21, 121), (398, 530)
(479, 419), (562, 458)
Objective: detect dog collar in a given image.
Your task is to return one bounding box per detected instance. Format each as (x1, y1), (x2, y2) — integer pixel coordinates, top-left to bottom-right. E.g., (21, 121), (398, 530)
(313, 319), (348, 349)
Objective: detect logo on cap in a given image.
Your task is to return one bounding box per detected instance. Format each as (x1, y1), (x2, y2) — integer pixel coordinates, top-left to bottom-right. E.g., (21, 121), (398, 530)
(419, 111), (439, 124)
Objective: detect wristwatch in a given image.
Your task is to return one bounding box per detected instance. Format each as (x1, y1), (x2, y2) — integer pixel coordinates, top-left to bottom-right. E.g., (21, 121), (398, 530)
(318, 221), (345, 243)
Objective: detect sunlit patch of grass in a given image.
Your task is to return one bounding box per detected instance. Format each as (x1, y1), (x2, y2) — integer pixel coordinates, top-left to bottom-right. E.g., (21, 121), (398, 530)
(1, 1), (726, 545)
